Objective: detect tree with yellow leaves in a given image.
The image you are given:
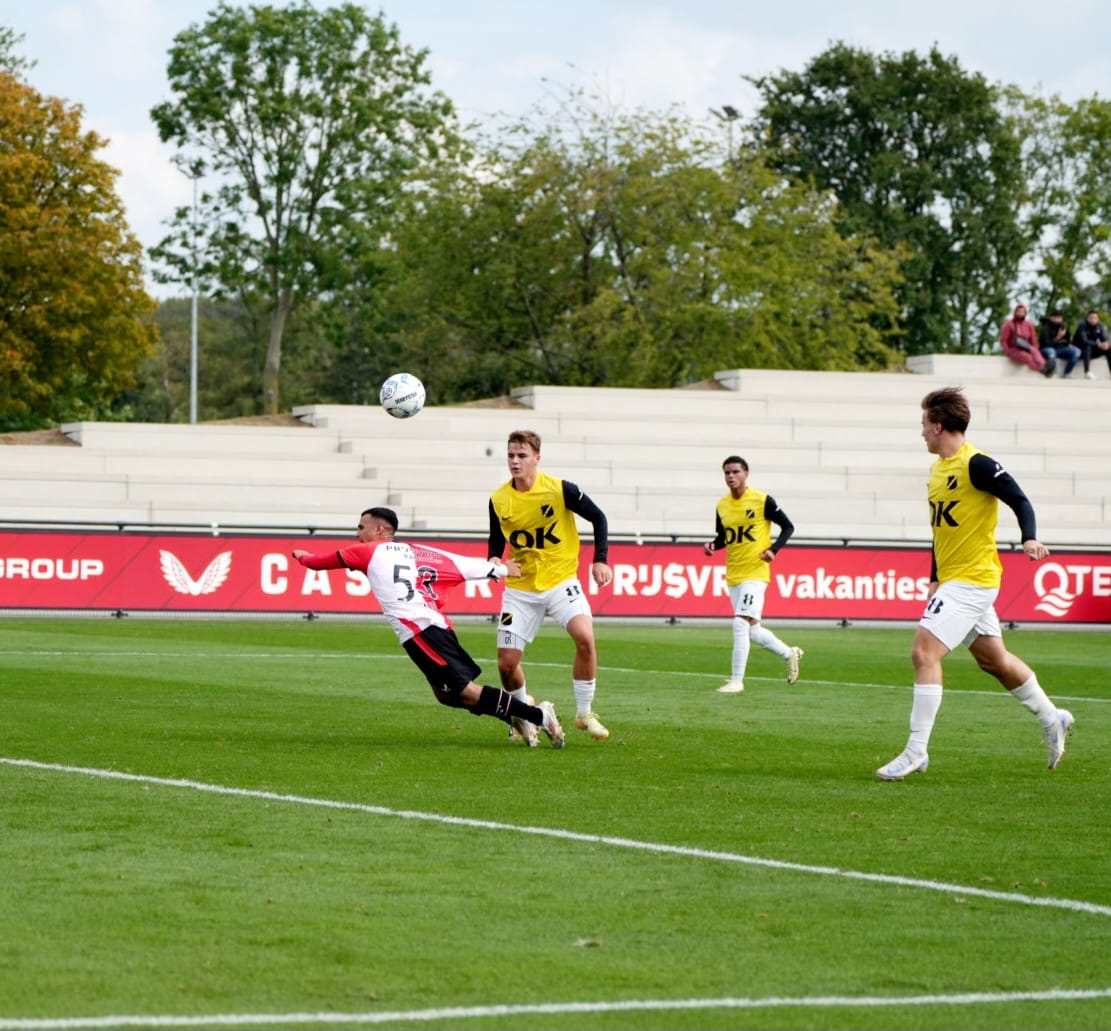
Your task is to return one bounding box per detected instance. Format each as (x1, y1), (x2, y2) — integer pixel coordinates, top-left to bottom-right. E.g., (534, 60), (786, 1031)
(0, 62), (156, 430)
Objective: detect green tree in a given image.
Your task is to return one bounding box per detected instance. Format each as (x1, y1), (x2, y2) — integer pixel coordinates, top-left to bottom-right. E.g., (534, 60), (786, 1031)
(0, 70), (156, 431)
(748, 43), (1025, 355)
(149, 1), (456, 413)
(0, 27), (33, 77)
(348, 95), (903, 398)
(1016, 90), (1111, 316)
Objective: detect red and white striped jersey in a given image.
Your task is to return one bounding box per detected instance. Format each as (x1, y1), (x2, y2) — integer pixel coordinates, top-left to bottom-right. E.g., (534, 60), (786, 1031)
(297, 540), (501, 643)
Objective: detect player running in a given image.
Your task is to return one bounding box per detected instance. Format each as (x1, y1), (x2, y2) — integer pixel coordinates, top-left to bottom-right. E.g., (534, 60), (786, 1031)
(876, 387), (1073, 780)
(702, 455), (804, 694)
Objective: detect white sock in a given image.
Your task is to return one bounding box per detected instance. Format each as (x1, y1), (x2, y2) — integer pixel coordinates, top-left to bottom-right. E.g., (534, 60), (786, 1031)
(749, 623), (790, 659)
(907, 683), (943, 754)
(731, 617), (751, 680)
(1010, 676), (1057, 727)
(510, 684), (529, 703)
(573, 678), (595, 716)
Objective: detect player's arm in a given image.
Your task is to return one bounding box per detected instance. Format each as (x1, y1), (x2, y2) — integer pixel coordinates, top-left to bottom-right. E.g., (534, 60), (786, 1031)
(969, 454), (1037, 539)
(564, 480), (613, 587)
(765, 496), (795, 555)
(438, 549), (519, 582)
(703, 513), (727, 556)
(291, 549), (345, 570)
(486, 499), (507, 563)
(563, 480), (609, 564)
(969, 453), (1049, 559)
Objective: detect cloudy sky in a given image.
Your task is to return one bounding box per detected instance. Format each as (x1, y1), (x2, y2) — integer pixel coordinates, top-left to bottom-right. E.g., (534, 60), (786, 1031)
(7, 0), (1111, 295)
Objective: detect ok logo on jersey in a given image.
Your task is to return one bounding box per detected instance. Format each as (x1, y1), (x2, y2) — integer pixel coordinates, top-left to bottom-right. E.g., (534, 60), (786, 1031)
(509, 523), (562, 549)
(723, 525), (757, 544)
(930, 500), (959, 527)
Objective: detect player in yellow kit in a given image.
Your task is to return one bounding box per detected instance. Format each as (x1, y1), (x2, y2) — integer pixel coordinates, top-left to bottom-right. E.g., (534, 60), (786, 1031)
(876, 387), (1074, 780)
(703, 455), (803, 694)
(488, 430), (612, 744)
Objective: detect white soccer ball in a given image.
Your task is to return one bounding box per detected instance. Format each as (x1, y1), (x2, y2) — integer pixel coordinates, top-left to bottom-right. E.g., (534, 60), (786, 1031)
(379, 373), (425, 419)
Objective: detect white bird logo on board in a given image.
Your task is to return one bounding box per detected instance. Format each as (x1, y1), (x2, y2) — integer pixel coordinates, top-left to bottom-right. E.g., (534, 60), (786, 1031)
(159, 550), (233, 596)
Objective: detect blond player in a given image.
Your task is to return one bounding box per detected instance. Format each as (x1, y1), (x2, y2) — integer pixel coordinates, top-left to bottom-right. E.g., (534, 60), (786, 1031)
(488, 430), (612, 744)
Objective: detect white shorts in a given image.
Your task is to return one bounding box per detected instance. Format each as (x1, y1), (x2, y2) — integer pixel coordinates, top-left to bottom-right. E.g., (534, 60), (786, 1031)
(497, 578), (592, 650)
(918, 581), (1001, 651)
(728, 580), (768, 621)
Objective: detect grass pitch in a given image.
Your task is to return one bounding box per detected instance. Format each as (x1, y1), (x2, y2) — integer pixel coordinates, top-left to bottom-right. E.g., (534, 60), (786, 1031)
(0, 617), (1108, 1030)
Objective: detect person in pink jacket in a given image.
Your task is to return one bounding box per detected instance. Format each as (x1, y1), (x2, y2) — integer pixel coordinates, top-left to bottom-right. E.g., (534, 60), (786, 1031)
(1000, 302), (1046, 372)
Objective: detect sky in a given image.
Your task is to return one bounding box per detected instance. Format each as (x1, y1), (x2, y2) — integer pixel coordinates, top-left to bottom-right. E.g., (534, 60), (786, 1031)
(6, 0), (1111, 297)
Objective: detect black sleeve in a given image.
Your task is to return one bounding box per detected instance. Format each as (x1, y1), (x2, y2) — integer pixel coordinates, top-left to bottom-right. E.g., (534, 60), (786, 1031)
(487, 499), (507, 558)
(710, 512), (726, 551)
(764, 495), (794, 554)
(562, 480), (609, 564)
(968, 453), (1038, 542)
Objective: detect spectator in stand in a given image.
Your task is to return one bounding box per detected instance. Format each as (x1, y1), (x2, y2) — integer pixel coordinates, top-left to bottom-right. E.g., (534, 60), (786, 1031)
(1037, 308), (1080, 379)
(999, 302), (1045, 373)
(1073, 309), (1111, 380)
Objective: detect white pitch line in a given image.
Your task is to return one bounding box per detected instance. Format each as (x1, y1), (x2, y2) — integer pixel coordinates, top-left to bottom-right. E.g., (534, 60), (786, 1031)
(3, 757), (1110, 919)
(4, 649), (1108, 705)
(3, 987), (1111, 1029)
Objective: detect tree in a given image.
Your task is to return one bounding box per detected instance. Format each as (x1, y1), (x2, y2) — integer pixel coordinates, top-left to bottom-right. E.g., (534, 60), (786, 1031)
(0, 70), (156, 431)
(748, 43), (1025, 355)
(0, 27), (33, 78)
(150, 1), (456, 414)
(347, 94), (903, 398)
(1016, 90), (1111, 317)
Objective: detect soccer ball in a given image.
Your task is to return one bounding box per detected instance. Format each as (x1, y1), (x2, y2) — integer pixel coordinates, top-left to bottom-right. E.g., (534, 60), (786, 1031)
(379, 373), (425, 419)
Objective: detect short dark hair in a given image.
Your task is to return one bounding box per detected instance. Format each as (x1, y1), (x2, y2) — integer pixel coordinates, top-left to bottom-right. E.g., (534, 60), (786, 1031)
(722, 455), (749, 471)
(361, 506), (398, 533)
(508, 430), (541, 453)
(921, 387), (970, 434)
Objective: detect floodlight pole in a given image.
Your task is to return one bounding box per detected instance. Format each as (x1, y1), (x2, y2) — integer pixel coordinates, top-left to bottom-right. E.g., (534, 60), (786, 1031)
(709, 104), (740, 164)
(187, 161), (203, 425)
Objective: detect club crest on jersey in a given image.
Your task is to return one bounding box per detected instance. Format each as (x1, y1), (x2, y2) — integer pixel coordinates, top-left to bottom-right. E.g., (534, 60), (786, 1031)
(540, 504), (555, 517)
(947, 475), (959, 490)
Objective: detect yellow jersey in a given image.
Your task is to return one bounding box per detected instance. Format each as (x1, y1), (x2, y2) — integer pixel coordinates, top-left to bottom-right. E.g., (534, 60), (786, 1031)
(715, 487), (778, 586)
(489, 472), (584, 591)
(927, 442), (1003, 588)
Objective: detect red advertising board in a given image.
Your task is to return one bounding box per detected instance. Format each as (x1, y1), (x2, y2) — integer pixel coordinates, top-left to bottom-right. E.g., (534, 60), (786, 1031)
(1, 531), (1109, 623)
